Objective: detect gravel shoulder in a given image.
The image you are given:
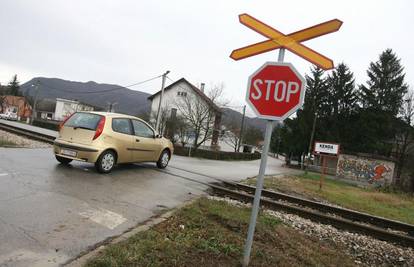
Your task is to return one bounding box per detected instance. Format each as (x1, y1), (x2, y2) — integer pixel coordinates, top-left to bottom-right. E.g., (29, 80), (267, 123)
(0, 129), (51, 148)
(211, 196), (414, 267)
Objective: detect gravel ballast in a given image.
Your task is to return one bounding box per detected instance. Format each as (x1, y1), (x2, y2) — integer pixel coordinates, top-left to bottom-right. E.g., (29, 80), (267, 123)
(0, 129), (51, 148)
(208, 196), (414, 267)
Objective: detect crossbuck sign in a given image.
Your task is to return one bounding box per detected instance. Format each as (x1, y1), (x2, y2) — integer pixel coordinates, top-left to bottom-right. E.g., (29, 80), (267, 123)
(230, 14), (342, 70)
(229, 13), (342, 267)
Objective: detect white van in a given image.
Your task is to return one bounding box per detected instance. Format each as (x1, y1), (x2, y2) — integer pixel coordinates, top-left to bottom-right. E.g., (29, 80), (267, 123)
(0, 106), (18, 121)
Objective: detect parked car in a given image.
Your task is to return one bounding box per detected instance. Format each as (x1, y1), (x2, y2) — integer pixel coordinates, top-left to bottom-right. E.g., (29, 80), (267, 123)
(0, 111), (18, 121)
(53, 111), (173, 173)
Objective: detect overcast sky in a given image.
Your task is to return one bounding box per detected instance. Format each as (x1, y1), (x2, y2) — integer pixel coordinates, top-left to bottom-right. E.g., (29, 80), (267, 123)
(1, 0), (413, 116)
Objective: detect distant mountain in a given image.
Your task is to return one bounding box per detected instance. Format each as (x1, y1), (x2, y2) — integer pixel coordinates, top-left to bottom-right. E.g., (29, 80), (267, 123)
(222, 107), (269, 133)
(20, 77), (270, 133)
(20, 77), (151, 116)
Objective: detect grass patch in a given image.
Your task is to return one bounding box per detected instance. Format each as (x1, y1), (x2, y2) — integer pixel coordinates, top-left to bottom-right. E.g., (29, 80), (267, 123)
(0, 137), (18, 147)
(85, 198), (355, 267)
(245, 173), (414, 225)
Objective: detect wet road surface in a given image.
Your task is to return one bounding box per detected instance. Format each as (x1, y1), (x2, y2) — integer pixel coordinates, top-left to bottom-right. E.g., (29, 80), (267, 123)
(0, 147), (291, 266)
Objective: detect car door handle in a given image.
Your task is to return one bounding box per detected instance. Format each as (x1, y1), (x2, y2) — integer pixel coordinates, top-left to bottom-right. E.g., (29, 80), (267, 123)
(136, 139), (140, 142)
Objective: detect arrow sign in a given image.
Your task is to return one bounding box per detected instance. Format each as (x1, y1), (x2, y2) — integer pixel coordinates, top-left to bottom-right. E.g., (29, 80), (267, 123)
(230, 14), (342, 70)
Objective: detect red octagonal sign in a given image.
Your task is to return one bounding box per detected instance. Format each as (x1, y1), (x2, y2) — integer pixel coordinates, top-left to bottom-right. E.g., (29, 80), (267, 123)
(246, 62), (306, 120)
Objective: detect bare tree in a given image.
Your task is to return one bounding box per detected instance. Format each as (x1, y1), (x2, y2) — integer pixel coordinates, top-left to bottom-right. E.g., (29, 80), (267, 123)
(394, 89), (414, 187)
(0, 95), (5, 113)
(174, 84), (225, 149)
(149, 106), (170, 135)
(208, 82), (229, 106)
(222, 118), (241, 152)
(223, 130), (240, 152)
(174, 116), (191, 146)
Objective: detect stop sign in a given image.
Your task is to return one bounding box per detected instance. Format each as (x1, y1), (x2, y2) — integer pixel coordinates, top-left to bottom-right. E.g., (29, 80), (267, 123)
(246, 62), (306, 120)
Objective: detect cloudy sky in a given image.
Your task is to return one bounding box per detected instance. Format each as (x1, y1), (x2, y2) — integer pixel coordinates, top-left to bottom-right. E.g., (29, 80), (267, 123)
(1, 0), (413, 115)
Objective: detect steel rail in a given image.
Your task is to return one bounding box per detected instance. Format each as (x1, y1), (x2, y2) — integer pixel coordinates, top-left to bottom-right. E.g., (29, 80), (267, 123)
(0, 122), (55, 144)
(210, 184), (414, 248)
(167, 165), (414, 237)
(220, 181), (414, 236)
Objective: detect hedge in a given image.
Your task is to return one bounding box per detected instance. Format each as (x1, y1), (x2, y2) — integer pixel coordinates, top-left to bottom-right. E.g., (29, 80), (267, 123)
(33, 119), (60, 131)
(173, 145), (261, 161)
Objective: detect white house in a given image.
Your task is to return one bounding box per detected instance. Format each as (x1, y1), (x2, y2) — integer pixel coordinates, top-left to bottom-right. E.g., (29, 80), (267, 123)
(148, 78), (222, 150)
(36, 98), (97, 121)
(54, 98), (95, 121)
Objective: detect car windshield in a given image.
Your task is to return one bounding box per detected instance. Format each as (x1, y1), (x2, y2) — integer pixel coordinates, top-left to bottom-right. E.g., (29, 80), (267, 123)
(64, 113), (102, 130)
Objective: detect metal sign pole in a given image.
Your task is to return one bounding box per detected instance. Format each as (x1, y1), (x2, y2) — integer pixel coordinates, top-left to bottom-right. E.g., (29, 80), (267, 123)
(242, 48), (285, 267)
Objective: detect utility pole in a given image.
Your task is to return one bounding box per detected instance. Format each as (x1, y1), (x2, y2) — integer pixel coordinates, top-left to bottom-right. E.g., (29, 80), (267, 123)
(107, 102), (117, 112)
(305, 111), (317, 172)
(237, 105), (246, 152)
(30, 81), (40, 125)
(155, 70), (170, 133)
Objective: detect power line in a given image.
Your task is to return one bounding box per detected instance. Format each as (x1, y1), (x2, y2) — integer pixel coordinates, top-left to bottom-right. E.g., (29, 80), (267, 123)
(223, 104), (246, 109)
(24, 74), (163, 95)
(166, 76), (245, 110)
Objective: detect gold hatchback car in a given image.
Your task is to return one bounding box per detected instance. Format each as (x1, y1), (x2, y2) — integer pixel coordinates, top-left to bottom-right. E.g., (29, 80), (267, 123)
(53, 112), (173, 173)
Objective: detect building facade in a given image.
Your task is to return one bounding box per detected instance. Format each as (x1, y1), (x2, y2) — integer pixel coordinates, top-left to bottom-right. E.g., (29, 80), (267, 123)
(35, 98), (97, 121)
(148, 78), (222, 150)
(54, 98), (95, 121)
(0, 95), (32, 119)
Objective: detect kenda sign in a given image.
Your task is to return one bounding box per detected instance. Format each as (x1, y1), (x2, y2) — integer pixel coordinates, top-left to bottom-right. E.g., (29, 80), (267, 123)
(314, 142), (340, 155)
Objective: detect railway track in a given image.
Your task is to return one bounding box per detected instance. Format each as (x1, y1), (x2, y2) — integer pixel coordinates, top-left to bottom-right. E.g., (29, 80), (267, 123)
(161, 166), (414, 248)
(210, 181), (414, 248)
(0, 120), (55, 144)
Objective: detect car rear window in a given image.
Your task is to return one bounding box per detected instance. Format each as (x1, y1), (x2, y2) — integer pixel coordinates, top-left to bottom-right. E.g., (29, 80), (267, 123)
(64, 113), (102, 130)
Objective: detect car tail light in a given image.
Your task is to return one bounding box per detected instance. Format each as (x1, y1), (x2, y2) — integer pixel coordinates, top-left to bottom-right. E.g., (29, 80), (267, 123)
(93, 116), (106, 140)
(59, 113), (74, 131)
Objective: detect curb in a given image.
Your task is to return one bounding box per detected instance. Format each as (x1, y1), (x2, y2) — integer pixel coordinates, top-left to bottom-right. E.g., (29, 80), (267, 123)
(64, 199), (197, 267)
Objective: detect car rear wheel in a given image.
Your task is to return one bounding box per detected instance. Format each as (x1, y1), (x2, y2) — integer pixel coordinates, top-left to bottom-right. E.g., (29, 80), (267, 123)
(157, 149), (170, 169)
(56, 155), (73, 165)
(95, 150), (116, 173)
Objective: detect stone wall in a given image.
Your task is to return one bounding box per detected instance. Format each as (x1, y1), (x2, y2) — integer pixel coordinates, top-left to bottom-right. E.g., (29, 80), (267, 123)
(336, 154), (395, 185)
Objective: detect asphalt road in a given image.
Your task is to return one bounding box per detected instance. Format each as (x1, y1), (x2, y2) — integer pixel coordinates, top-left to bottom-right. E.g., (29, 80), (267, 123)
(0, 147), (292, 266)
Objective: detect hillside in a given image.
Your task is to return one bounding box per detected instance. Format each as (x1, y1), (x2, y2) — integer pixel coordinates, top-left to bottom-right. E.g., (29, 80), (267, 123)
(221, 107), (268, 132)
(19, 77), (269, 132)
(20, 77), (151, 116)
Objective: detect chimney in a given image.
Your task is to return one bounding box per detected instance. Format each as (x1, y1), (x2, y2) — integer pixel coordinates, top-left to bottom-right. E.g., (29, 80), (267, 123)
(200, 83), (205, 93)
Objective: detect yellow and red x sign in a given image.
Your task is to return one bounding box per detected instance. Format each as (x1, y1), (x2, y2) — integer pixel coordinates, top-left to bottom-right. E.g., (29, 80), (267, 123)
(230, 14), (342, 70)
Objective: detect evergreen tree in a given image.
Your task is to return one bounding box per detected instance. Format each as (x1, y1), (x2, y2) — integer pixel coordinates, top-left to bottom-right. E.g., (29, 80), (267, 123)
(325, 63), (358, 146)
(302, 67), (329, 153)
(7, 74), (21, 96)
(359, 49), (408, 116)
(304, 67), (330, 116)
(327, 63), (357, 117)
(354, 49), (408, 156)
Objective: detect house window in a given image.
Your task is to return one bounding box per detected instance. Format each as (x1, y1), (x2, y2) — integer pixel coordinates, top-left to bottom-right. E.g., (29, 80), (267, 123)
(177, 91), (187, 97)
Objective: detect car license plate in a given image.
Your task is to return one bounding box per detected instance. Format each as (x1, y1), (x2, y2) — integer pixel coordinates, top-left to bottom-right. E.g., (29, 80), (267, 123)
(61, 149), (77, 157)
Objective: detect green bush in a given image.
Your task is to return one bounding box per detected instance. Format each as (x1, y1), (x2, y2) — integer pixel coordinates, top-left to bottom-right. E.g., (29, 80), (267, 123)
(173, 145), (261, 161)
(33, 119), (60, 131)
